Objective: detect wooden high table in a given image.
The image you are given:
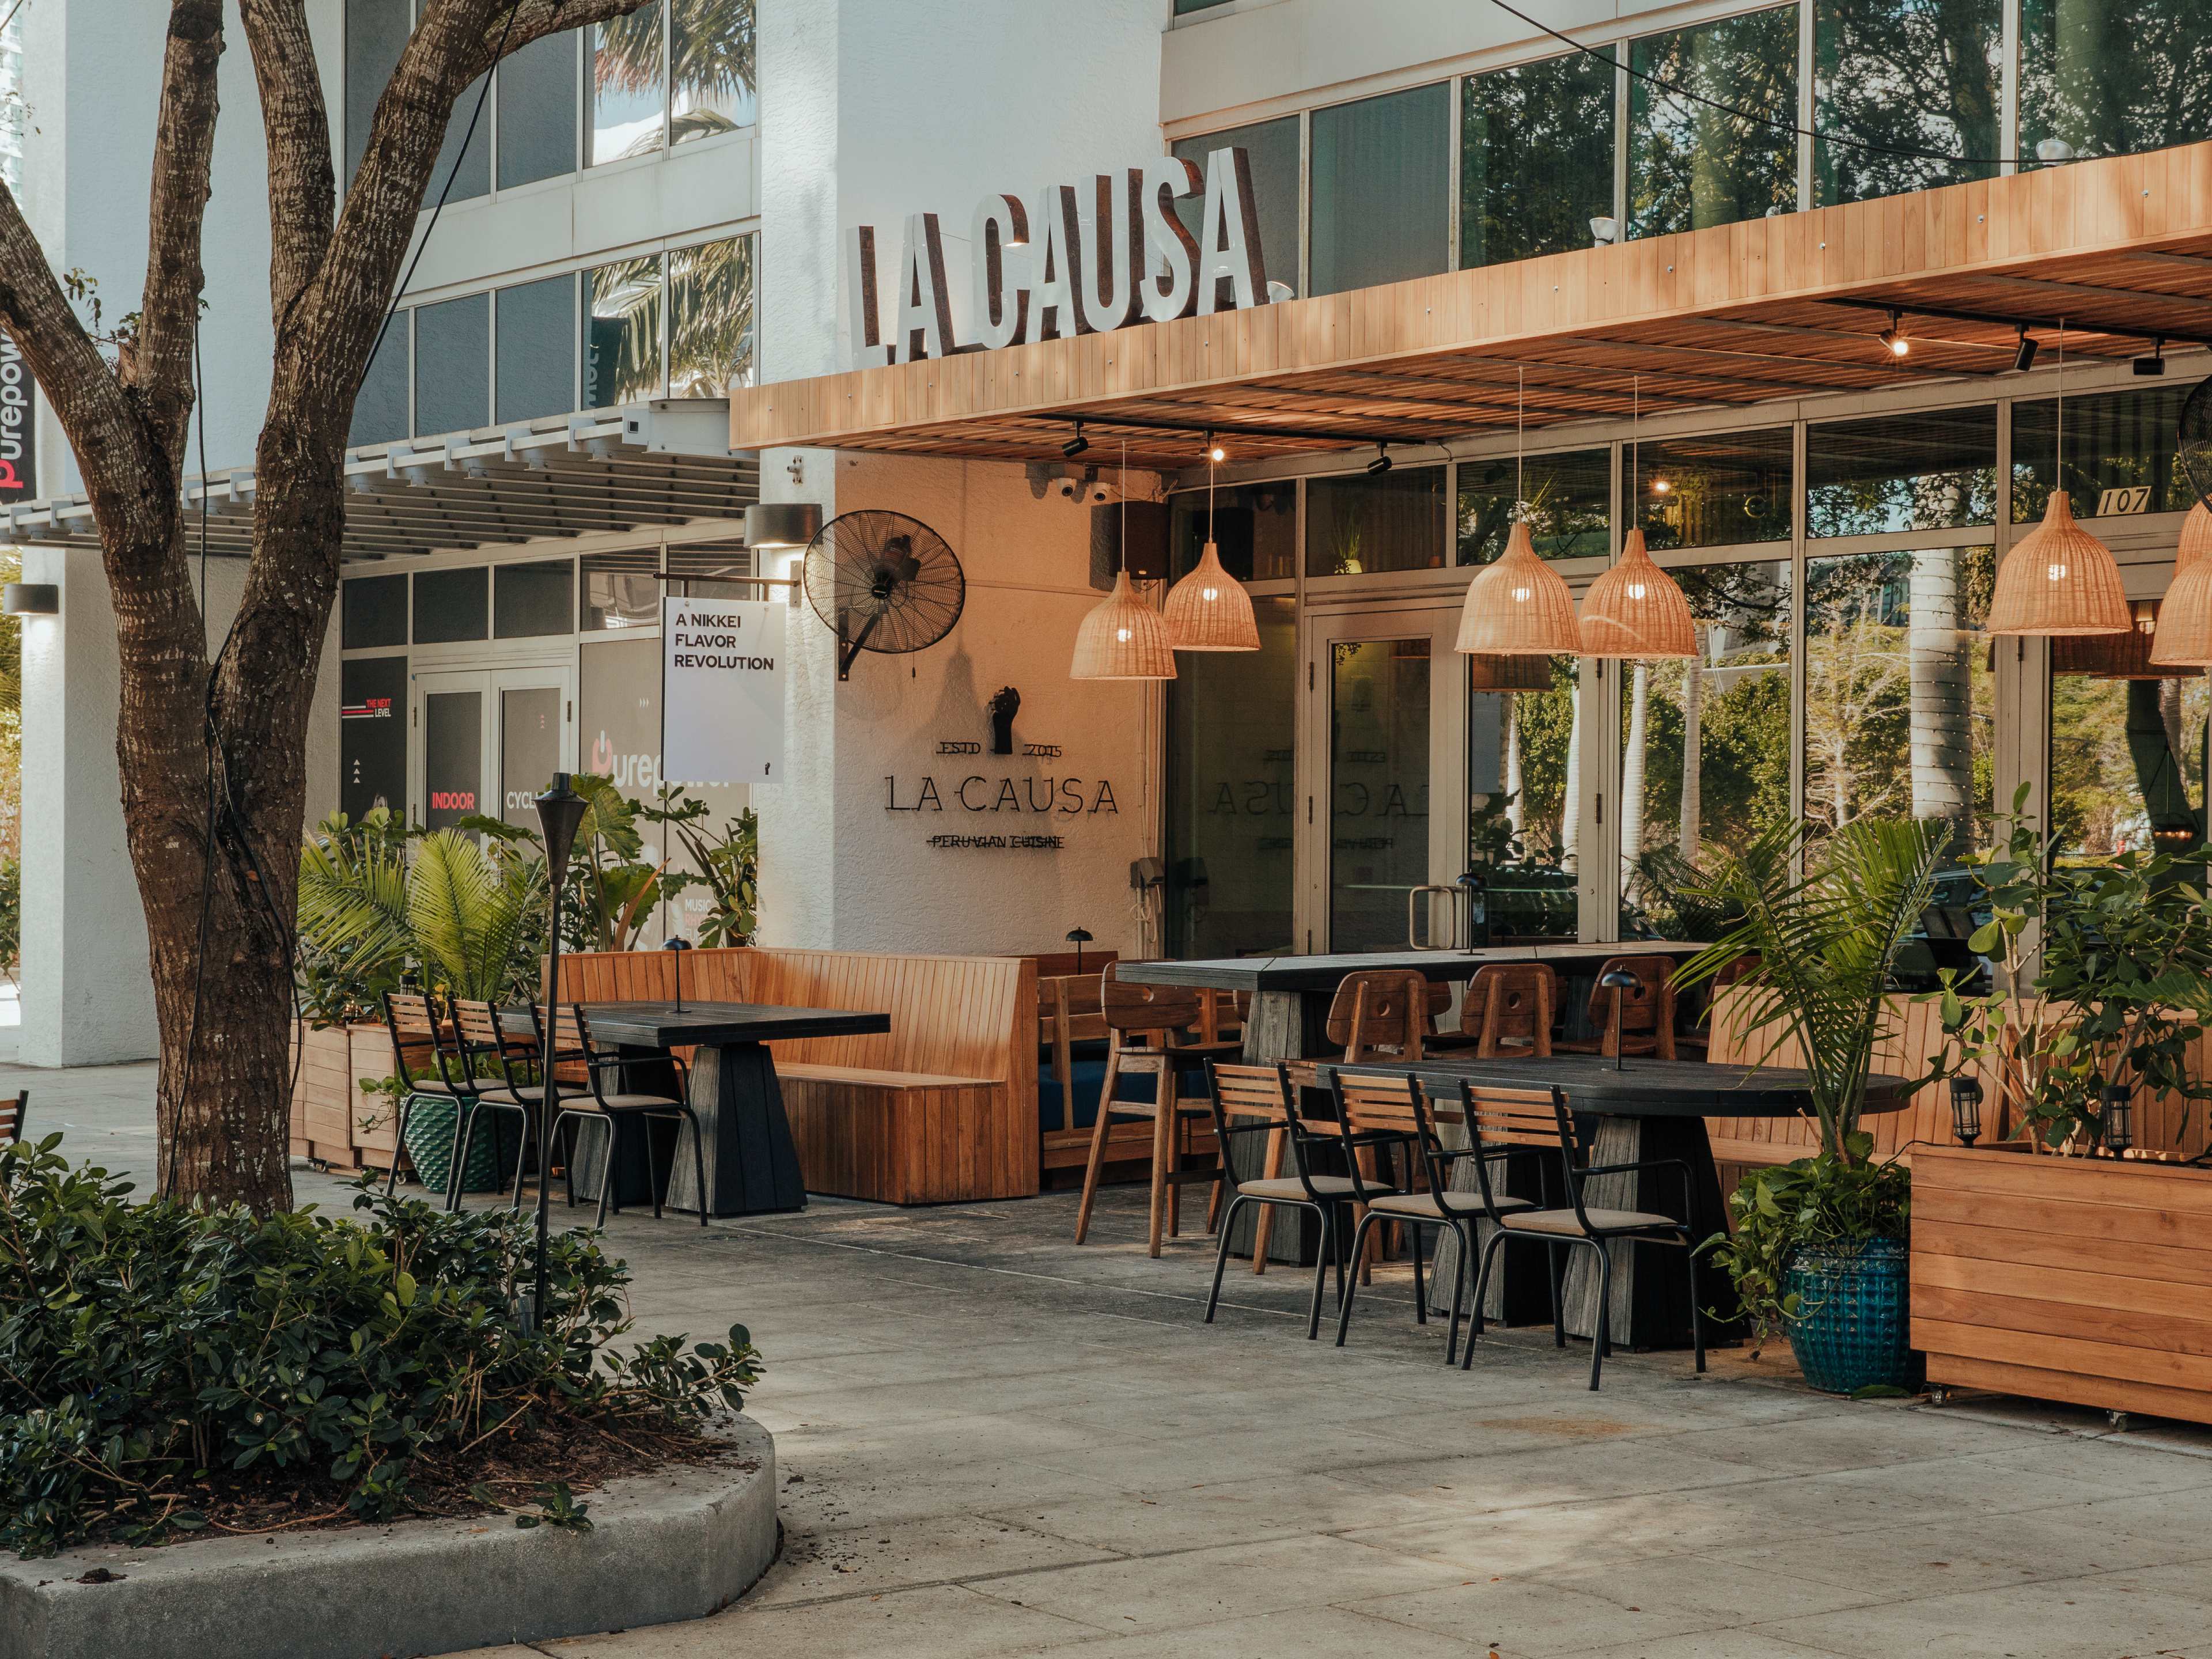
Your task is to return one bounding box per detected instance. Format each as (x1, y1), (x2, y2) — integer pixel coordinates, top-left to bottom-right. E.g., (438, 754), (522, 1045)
(564, 1001), (891, 1219)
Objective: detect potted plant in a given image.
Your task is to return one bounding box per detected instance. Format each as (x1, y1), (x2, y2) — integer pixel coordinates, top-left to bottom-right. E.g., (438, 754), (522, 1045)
(1675, 816), (1948, 1394)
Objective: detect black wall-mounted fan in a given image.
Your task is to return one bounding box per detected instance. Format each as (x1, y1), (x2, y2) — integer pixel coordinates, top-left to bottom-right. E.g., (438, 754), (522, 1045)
(801, 510), (966, 681)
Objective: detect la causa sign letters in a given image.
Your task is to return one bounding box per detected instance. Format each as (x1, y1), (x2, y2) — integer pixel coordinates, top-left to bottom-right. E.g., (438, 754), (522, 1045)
(846, 147), (1270, 368)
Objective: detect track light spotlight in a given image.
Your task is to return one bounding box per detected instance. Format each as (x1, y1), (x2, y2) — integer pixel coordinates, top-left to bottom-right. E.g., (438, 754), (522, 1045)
(2135, 336), (2168, 377)
(1205, 431), (1226, 464)
(1366, 442), (1392, 476)
(2013, 327), (2039, 374)
(1878, 310), (1910, 358)
(1063, 423), (1090, 460)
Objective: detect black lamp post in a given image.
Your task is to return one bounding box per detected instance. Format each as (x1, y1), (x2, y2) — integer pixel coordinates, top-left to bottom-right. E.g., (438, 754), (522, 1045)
(2102, 1082), (2134, 1157)
(532, 772), (589, 1331)
(1949, 1077), (1984, 1147)
(1598, 968), (1639, 1073)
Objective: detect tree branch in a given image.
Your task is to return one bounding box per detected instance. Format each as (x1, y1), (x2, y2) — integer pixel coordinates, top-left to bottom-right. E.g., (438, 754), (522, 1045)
(132, 0), (226, 475)
(237, 0), (335, 338)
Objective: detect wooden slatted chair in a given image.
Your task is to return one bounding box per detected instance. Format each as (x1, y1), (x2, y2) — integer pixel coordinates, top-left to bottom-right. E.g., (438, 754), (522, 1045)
(449, 998), (551, 1211)
(1327, 1067), (1529, 1361)
(1038, 971), (1109, 1137)
(1554, 955), (1677, 1061)
(531, 1004), (710, 1228)
(1455, 1078), (1706, 1389)
(1, 1089), (25, 1143)
(1073, 963), (1241, 1257)
(1457, 963), (1558, 1058)
(380, 989), (468, 1201)
(1201, 1062), (1393, 1339)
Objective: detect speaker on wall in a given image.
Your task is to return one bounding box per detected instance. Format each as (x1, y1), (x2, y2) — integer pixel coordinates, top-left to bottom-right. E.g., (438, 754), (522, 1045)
(1089, 500), (1171, 590)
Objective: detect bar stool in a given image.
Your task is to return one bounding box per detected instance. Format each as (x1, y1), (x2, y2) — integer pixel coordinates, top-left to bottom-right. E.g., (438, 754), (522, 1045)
(1554, 955), (1676, 1060)
(1073, 964), (1241, 1257)
(1458, 963), (1558, 1058)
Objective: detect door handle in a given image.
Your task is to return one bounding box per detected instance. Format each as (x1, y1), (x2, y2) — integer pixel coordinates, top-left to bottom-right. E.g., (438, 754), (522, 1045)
(1408, 885), (1460, 951)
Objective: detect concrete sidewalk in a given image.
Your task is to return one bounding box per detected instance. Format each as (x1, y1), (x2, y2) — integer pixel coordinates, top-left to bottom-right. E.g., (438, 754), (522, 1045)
(14, 1059), (2212, 1658)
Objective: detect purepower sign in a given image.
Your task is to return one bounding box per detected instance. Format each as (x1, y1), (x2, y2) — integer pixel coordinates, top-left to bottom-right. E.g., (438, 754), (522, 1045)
(0, 332), (33, 503)
(661, 596), (786, 785)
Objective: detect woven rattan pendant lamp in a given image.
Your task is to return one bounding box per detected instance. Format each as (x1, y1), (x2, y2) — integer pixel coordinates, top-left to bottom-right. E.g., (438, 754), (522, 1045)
(1456, 370), (1584, 657)
(2178, 499), (2212, 578)
(2152, 565), (2212, 667)
(1072, 441), (1176, 680)
(1578, 381), (1695, 659)
(1163, 447), (1260, 650)
(1989, 324), (2130, 638)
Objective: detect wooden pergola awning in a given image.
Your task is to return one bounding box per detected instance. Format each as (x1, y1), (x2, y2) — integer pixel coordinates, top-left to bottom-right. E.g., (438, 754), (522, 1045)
(730, 142), (2212, 473)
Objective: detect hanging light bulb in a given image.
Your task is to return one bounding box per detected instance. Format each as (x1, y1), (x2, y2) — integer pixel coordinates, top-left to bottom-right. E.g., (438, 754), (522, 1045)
(1579, 378), (1696, 659)
(1164, 442), (1260, 652)
(1073, 440), (1177, 679)
(1988, 321), (2130, 638)
(1456, 369), (1581, 657)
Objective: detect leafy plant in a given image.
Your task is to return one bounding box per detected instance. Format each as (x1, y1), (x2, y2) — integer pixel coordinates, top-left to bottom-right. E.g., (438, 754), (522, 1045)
(1675, 816), (1949, 1160)
(0, 1139), (761, 1558)
(647, 795), (760, 946)
(1923, 783), (2212, 1150)
(294, 808), (415, 1024)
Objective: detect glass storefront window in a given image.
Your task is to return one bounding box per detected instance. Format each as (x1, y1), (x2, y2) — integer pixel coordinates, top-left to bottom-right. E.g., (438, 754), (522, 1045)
(1168, 482), (1297, 583)
(1471, 659), (1580, 942)
(671, 0), (756, 145)
(1807, 407), (1997, 537)
(590, 1), (666, 165)
(1163, 597), (1297, 958)
(582, 551), (662, 632)
(2013, 382), (2198, 521)
(1634, 429), (1793, 549)
(1814, 0), (2002, 204)
(496, 276), (576, 424)
(1172, 117), (1302, 300)
(2051, 642), (2210, 858)
(422, 689), (484, 832)
(351, 312), (409, 448)
(342, 574), (408, 650)
(1457, 448), (1611, 565)
(1460, 49), (1616, 270)
(413, 293), (489, 437)
(584, 255), (664, 408)
(1309, 84), (1450, 299)
(1629, 7), (1798, 239)
(668, 236), (756, 397)
(1804, 547), (1994, 852)
(1620, 560), (1793, 934)
(497, 29), (578, 190)
(412, 566), (488, 645)
(431, 68), (491, 204)
(343, 0), (409, 191)
(340, 656), (407, 821)
(493, 559), (574, 638)
(1330, 637), (1432, 952)
(2022, 0), (2212, 168)
(1307, 467), (1448, 577)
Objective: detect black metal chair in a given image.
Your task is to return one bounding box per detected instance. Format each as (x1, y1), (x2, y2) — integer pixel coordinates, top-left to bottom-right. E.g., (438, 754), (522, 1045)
(448, 998), (550, 1211)
(531, 1003), (709, 1228)
(380, 989), (465, 1202)
(1200, 1061), (1399, 1339)
(1326, 1067), (1533, 1363)
(1459, 1078), (1707, 1389)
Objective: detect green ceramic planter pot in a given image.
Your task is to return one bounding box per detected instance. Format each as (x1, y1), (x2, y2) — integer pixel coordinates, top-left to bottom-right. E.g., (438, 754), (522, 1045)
(1785, 1237), (1916, 1395)
(400, 1094), (520, 1196)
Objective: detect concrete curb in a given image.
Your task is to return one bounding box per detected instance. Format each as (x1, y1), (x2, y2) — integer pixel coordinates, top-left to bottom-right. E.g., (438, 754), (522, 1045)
(0, 1416), (777, 1659)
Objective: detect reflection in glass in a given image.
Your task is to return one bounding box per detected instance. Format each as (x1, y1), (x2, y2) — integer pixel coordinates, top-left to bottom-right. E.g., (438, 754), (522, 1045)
(671, 0), (756, 144)
(1167, 482), (1297, 583)
(1619, 562), (1793, 934)
(1804, 548), (1994, 852)
(1457, 448), (1611, 565)
(412, 293), (489, 437)
(1331, 638), (1432, 953)
(1306, 467), (1448, 577)
(497, 28), (578, 188)
(2022, 0), (2212, 168)
(350, 312), (409, 448)
(1635, 429), (1793, 549)
(584, 256), (664, 408)
(1814, 0), (2001, 204)
(1164, 597), (1297, 958)
(423, 691), (484, 834)
(582, 550), (662, 632)
(1172, 118), (1301, 300)
(2052, 631), (2209, 858)
(1471, 658), (1580, 943)
(668, 236), (756, 396)
(1806, 408), (1997, 537)
(500, 687), (563, 830)
(1630, 7), (1797, 238)
(590, 1), (666, 165)
(1309, 84), (1450, 298)
(1461, 50), (1616, 268)
(343, 0), (410, 191)
(430, 70), (491, 204)
(2012, 384), (2197, 521)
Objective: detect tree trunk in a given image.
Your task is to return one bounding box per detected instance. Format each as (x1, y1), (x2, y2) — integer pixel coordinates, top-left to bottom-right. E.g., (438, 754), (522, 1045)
(1561, 681), (1582, 872)
(1619, 662), (1650, 901)
(1503, 698), (1523, 838)
(1909, 548), (1972, 850)
(1677, 635), (1703, 859)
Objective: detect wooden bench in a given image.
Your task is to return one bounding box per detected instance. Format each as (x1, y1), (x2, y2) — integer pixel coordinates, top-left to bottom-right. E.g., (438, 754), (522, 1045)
(549, 946), (1037, 1205)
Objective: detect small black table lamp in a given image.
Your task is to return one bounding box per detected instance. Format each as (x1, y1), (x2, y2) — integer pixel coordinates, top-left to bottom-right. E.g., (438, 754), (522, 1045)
(1598, 968), (1639, 1073)
(664, 936), (694, 1012)
(1066, 927), (1093, 974)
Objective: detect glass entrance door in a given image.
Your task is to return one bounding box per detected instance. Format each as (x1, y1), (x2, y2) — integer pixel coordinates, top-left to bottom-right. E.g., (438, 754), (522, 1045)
(412, 666), (575, 833)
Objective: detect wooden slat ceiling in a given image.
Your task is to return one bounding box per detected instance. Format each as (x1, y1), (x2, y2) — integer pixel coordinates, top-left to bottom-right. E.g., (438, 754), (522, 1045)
(729, 142), (2212, 473)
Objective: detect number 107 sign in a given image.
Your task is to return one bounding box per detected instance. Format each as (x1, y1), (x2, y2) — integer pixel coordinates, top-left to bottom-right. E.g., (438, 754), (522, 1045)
(662, 596), (786, 785)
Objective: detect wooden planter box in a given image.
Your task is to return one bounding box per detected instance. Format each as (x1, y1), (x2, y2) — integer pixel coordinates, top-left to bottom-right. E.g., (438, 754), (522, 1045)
(288, 1020), (404, 1174)
(1912, 1144), (2212, 1426)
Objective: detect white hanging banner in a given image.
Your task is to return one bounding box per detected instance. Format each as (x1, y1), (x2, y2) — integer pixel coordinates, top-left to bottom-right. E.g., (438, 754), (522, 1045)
(661, 595), (786, 784)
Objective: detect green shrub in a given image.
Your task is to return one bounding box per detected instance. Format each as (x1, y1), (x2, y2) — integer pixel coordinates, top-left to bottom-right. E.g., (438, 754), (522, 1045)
(0, 1138), (760, 1557)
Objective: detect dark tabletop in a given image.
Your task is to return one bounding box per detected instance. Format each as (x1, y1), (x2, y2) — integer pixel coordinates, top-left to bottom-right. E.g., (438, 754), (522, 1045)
(1329, 1055), (1916, 1119)
(578, 1001), (892, 1048)
(1118, 940), (1707, 995)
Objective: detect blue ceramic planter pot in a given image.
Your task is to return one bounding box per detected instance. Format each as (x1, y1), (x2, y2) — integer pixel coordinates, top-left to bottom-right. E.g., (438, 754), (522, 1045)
(1785, 1237), (1915, 1395)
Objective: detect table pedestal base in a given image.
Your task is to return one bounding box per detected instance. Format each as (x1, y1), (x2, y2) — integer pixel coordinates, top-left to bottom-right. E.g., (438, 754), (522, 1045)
(665, 1042), (808, 1218)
